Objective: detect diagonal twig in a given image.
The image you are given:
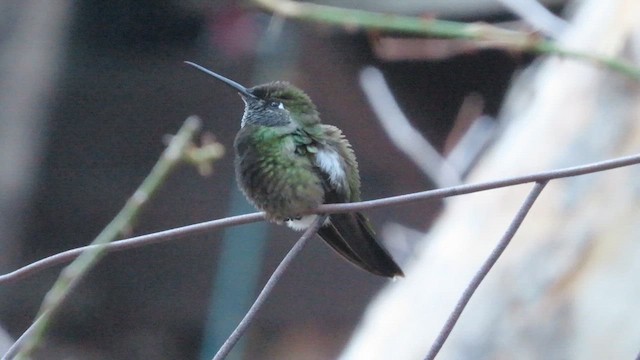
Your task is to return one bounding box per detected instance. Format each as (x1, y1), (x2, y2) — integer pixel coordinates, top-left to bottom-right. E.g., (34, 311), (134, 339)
(425, 181), (547, 360)
(252, 0), (640, 81)
(212, 215), (327, 360)
(359, 66), (462, 188)
(496, 0), (567, 38)
(0, 213), (264, 285)
(4, 117), (208, 360)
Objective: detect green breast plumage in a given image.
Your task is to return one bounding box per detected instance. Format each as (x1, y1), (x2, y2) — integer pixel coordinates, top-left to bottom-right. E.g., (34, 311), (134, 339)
(234, 125), (327, 222)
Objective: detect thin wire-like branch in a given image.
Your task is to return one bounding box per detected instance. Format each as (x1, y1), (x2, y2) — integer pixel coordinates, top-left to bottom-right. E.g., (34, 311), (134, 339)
(1, 313), (42, 360)
(359, 66), (462, 187)
(320, 151), (640, 213)
(212, 215), (327, 360)
(7, 117), (206, 360)
(1, 152), (640, 287)
(424, 181), (547, 360)
(252, 0), (640, 81)
(0, 213), (264, 285)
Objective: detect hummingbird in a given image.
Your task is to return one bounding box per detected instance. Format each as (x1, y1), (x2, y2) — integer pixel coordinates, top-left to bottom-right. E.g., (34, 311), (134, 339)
(186, 61), (404, 278)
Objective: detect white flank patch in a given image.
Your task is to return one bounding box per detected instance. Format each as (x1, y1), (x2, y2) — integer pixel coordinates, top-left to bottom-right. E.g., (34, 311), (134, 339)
(286, 215), (329, 230)
(315, 148), (347, 189)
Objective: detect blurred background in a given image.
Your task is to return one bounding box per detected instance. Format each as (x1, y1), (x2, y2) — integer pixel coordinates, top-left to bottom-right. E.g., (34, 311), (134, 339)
(2, 1), (639, 359)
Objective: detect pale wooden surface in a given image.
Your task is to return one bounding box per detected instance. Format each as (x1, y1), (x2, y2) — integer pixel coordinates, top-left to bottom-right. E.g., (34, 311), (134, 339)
(341, 1), (640, 359)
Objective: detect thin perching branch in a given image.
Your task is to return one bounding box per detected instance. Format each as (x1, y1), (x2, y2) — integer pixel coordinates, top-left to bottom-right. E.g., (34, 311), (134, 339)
(425, 181), (548, 360)
(212, 215), (327, 360)
(1, 152), (640, 287)
(251, 0), (640, 81)
(6, 117), (222, 360)
(0, 213), (264, 286)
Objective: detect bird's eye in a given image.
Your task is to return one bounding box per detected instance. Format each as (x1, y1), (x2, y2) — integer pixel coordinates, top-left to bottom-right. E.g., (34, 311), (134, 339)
(269, 101), (284, 110)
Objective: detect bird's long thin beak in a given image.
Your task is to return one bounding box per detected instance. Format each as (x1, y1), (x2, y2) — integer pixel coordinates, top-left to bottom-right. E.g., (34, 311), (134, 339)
(184, 61), (257, 99)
